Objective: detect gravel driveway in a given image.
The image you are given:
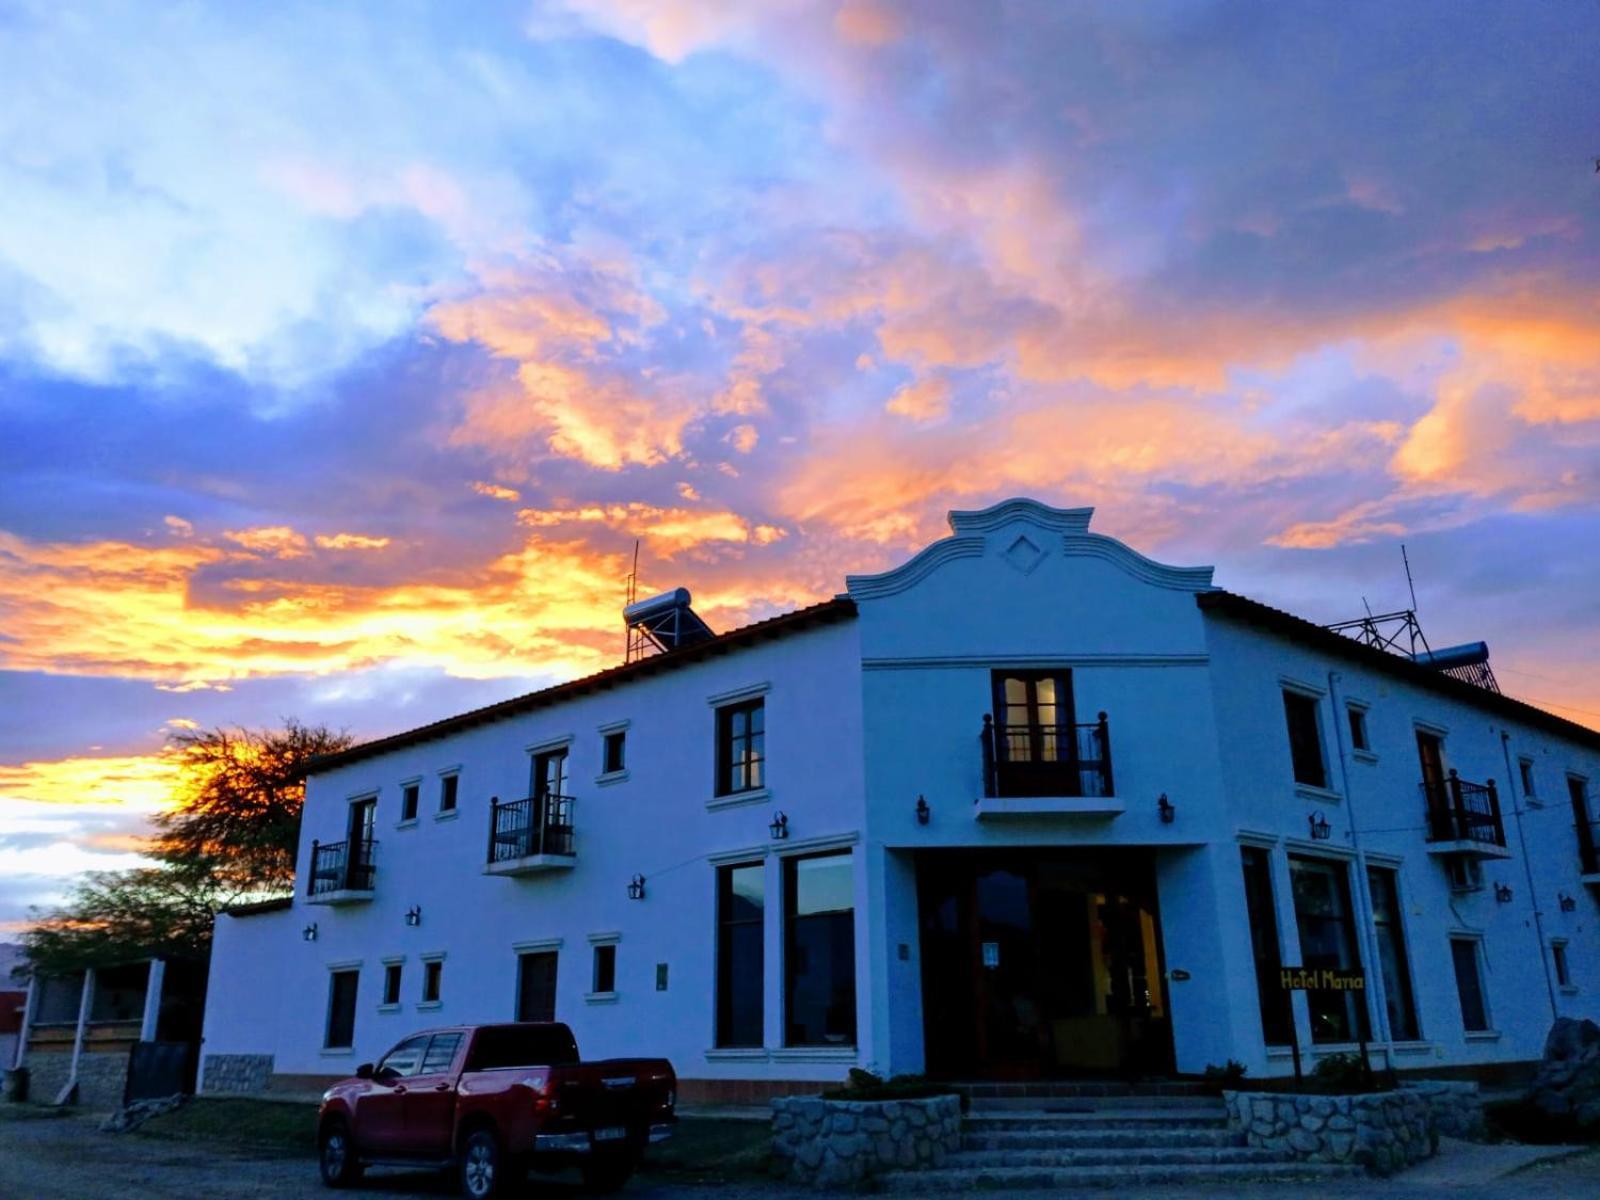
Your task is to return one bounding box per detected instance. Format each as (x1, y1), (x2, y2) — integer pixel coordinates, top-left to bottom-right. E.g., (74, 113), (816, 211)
(1, 1113), (1596, 1200)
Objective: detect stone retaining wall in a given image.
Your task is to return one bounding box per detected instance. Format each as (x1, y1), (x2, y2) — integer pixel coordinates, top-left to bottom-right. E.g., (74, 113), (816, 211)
(1404, 1080), (1485, 1140)
(25, 1049), (129, 1110)
(200, 1053), (275, 1095)
(771, 1093), (963, 1189)
(1224, 1088), (1435, 1176)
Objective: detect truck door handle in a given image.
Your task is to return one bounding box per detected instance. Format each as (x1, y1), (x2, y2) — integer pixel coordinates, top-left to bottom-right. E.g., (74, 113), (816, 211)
(434, 1083), (450, 1092)
(392, 1085), (407, 1094)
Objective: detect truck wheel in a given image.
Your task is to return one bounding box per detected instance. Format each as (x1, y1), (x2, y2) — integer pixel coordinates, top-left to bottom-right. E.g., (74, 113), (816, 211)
(318, 1119), (363, 1188)
(580, 1154), (636, 1194)
(459, 1128), (505, 1199)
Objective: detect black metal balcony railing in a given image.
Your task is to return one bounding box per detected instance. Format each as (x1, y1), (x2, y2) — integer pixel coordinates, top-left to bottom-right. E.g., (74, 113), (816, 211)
(1421, 771), (1505, 848)
(1578, 818), (1600, 876)
(308, 838), (377, 895)
(488, 794), (576, 863)
(981, 712), (1114, 799)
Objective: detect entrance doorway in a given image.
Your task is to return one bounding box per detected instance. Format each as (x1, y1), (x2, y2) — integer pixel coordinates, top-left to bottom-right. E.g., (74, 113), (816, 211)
(917, 850), (1173, 1079)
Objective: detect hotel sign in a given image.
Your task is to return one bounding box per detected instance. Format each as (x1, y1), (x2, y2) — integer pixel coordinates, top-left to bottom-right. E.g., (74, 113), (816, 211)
(1278, 966), (1365, 992)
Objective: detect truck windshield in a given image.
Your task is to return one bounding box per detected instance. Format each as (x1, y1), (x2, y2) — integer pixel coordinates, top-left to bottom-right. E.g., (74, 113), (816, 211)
(466, 1024), (579, 1069)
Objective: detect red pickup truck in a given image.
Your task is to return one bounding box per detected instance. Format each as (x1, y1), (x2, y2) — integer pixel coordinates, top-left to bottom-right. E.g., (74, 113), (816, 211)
(317, 1022), (675, 1197)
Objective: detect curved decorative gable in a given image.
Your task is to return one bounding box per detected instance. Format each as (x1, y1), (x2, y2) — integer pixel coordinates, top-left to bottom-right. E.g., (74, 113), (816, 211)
(845, 496), (1215, 599)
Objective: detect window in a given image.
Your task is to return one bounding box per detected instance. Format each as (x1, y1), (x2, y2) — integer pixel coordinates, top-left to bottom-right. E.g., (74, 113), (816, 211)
(1240, 847), (1293, 1046)
(421, 1032), (462, 1074)
(517, 951), (558, 1022)
(1368, 867), (1419, 1041)
(422, 958), (443, 1004)
(716, 862), (765, 1047)
(382, 962), (402, 1006)
(1553, 941), (1572, 989)
(1518, 759), (1537, 802)
(532, 748), (569, 799)
(325, 970), (359, 1049)
(377, 1034), (429, 1077)
(1445, 857), (1484, 893)
(784, 852), (856, 1047)
(1450, 937), (1490, 1033)
(466, 1024), (577, 1069)
(1282, 691), (1326, 788)
(1346, 706), (1370, 753)
(603, 730), (626, 774)
(716, 699), (765, 795)
(439, 773), (459, 813)
(400, 783), (420, 822)
(592, 944), (617, 994)
(1288, 857), (1369, 1043)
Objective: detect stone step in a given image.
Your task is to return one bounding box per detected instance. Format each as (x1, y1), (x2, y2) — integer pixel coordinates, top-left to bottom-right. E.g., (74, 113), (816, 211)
(878, 1161), (1364, 1192)
(963, 1109), (1230, 1130)
(961, 1127), (1244, 1152)
(968, 1093), (1225, 1112)
(951, 1146), (1284, 1169)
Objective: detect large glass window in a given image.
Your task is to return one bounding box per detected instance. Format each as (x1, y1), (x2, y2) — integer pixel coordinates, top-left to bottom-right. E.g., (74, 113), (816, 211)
(1450, 937), (1490, 1032)
(1282, 691), (1326, 788)
(1240, 848), (1293, 1046)
(421, 1032), (462, 1074)
(325, 969), (359, 1049)
(1288, 857), (1368, 1044)
(716, 699), (765, 795)
(784, 852), (856, 1047)
(1367, 867), (1419, 1041)
(716, 863), (765, 1047)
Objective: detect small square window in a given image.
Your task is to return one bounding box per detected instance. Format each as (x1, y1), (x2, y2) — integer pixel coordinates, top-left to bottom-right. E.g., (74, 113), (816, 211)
(439, 774), (459, 813)
(382, 963), (403, 1006)
(1347, 706), (1369, 753)
(593, 944), (617, 994)
(603, 730), (626, 775)
(1553, 941), (1572, 989)
(400, 784), (420, 822)
(1518, 759), (1536, 800)
(422, 959), (443, 1004)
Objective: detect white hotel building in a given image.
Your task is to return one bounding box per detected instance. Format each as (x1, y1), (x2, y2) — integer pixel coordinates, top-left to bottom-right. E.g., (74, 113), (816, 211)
(200, 500), (1600, 1100)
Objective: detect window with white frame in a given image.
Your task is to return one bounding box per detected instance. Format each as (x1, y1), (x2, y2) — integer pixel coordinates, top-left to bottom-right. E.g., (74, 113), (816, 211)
(1449, 936), (1491, 1033)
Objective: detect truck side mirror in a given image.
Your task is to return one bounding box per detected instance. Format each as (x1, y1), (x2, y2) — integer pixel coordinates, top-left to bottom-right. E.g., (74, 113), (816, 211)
(355, 1063), (374, 1080)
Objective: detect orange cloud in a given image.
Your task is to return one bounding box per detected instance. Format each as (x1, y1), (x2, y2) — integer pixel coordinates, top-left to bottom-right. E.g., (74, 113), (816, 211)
(885, 375), (951, 421)
(224, 525), (310, 559)
(313, 533), (391, 551)
(473, 481), (522, 502)
(515, 503), (785, 557)
(0, 751), (183, 811)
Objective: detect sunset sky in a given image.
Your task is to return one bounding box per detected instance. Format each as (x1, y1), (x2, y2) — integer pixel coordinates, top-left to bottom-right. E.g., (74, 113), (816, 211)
(2, 0), (1599, 930)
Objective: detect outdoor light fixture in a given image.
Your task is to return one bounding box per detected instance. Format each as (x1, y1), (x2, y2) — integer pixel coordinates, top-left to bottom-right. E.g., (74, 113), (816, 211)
(915, 795), (930, 825)
(628, 874), (646, 901)
(1494, 882), (1513, 904)
(405, 905), (422, 927)
(1157, 793), (1175, 824)
(769, 810), (789, 840)
(1308, 811), (1332, 841)
(302, 923), (318, 942)
(1559, 893), (1578, 913)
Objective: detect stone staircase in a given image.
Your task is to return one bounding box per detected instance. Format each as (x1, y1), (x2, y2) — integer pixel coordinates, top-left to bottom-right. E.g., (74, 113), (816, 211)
(879, 1086), (1364, 1191)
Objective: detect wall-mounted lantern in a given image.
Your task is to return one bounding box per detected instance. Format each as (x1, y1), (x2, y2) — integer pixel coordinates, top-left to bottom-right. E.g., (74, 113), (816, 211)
(769, 811), (789, 840)
(915, 795), (930, 825)
(628, 874), (647, 901)
(1157, 793), (1175, 824)
(1308, 811), (1332, 841)
(405, 905), (422, 927)
(1559, 892), (1578, 913)
(302, 923), (318, 942)
(1494, 882), (1514, 904)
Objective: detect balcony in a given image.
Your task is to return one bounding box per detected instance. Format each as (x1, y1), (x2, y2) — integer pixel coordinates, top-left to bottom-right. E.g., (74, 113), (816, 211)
(1421, 772), (1510, 861)
(484, 794), (577, 876)
(306, 838), (377, 904)
(1578, 818), (1600, 885)
(975, 712), (1122, 819)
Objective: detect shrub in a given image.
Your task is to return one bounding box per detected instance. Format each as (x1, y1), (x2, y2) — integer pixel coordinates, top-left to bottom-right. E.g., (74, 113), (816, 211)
(1309, 1052), (1391, 1094)
(820, 1070), (962, 1106)
(1485, 1099), (1600, 1145)
(1202, 1060), (1248, 1091)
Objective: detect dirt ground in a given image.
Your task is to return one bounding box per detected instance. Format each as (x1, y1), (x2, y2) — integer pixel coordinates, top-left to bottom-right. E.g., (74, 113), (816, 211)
(1, 1112), (1597, 1200)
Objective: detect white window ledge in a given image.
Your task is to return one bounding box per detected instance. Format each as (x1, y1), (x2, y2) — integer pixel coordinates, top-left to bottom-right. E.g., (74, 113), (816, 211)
(1465, 1030), (1501, 1042)
(320, 1048), (354, 1057)
(1352, 750), (1379, 765)
(434, 809), (460, 822)
(1389, 1041), (1434, 1056)
(395, 819), (419, 830)
(1295, 783), (1343, 804)
(596, 770), (630, 787)
(377, 1003), (401, 1014)
(707, 787), (771, 812)
(417, 1000), (443, 1011)
(771, 1046), (858, 1063)
(705, 1047), (769, 1062)
(585, 991), (619, 1005)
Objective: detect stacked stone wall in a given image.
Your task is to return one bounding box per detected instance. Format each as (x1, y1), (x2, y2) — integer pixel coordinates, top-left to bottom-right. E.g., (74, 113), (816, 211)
(1224, 1088), (1435, 1176)
(771, 1094), (962, 1189)
(25, 1049), (129, 1110)
(1403, 1080), (1485, 1140)
(200, 1053), (275, 1095)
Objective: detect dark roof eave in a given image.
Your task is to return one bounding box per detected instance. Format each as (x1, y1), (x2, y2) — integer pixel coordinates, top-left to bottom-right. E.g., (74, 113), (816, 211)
(1197, 590), (1600, 752)
(306, 597), (858, 773)
(223, 897), (295, 918)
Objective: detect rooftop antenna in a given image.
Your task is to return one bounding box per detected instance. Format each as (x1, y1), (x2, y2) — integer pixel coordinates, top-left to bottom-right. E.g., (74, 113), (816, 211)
(623, 539), (639, 659)
(1401, 543), (1419, 615)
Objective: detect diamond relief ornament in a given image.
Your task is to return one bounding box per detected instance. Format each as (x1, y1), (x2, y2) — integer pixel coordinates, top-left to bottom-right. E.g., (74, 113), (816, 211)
(1003, 533), (1045, 574)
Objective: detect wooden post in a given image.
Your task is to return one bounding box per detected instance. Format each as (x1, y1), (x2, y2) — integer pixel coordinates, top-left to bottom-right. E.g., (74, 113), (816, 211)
(58, 968), (95, 1106)
(139, 959), (165, 1043)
